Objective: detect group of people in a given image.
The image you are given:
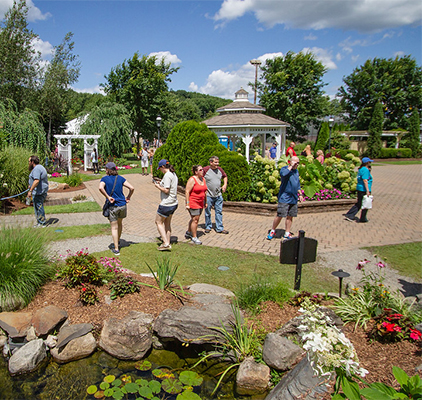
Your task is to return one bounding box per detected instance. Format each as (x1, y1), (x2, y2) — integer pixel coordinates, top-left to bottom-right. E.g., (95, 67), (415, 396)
(99, 155), (229, 254)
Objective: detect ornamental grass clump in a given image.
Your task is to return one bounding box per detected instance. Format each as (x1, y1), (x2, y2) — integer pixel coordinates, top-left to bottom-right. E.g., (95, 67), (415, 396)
(0, 226), (54, 311)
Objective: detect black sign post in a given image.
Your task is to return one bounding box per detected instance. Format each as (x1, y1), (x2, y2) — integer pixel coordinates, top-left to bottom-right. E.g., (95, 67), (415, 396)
(279, 230), (318, 291)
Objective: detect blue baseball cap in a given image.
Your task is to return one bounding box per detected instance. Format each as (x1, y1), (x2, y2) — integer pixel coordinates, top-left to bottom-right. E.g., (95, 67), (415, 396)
(157, 159), (168, 170)
(362, 157), (373, 163)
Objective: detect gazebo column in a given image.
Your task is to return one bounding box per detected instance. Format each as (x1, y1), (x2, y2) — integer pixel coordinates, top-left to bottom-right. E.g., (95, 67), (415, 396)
(275, 129), (282, 160)
(242, 132), (253, 163)
(67, 138), (73, 174)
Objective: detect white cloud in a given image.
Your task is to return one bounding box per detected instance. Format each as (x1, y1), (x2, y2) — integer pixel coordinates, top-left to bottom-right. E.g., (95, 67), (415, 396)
(32, 38), (54, 59)
(394, 51), (405, 57)
(304, 33), (317, 40)
(351, 55), (360, 62)
(213, 0), (421, 33)
(336, 53), (343, 61)
(148, 51), (182, 66)
(189, 82), (198, 92)
(0, 0), (51, 21)
(72, 85), (105, 95)
(302, 47), (337, 70)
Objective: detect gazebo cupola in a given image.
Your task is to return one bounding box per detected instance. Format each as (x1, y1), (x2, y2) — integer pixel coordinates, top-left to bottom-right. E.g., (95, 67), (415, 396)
(203, 88), (289, 162)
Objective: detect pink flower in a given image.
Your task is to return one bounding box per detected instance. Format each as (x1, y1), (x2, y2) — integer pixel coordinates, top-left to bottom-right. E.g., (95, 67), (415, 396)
(410, 329), (422, 340)
(356, 259), (370, 270)
(377, 262), (386, 268)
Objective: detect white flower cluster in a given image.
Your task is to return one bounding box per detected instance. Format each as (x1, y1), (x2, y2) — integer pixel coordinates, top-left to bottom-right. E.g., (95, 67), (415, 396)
(298, 300), (368, 378)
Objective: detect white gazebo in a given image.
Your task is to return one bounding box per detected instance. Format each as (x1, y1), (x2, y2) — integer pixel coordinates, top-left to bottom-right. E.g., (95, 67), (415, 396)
(54, 115), (100, 173)
(203, 88), (289, 162)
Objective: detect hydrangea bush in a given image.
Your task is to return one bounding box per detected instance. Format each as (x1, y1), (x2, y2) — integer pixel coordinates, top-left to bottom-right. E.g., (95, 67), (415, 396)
(248, 153), (358, 203)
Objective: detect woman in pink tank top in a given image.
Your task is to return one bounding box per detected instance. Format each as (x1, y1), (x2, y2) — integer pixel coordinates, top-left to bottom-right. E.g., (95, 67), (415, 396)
(185, 165), (207, 245)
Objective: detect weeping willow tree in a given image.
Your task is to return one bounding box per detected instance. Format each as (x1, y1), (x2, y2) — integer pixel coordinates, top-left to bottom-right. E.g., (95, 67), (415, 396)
(0, 99), (46, 154)
(79, 102), (132, 157)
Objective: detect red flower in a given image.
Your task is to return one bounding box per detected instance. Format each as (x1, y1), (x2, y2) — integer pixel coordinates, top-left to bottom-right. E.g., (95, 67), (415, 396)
(410, 329), (422, 340)
(82, 287), (86, 292)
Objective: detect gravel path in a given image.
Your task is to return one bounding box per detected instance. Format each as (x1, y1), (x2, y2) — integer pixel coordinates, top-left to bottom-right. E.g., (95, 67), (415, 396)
(48, 236), (421, 297)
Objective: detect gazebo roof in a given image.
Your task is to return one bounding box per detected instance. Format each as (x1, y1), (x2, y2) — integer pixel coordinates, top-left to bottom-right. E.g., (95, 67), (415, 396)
(203, 87), (289, 128)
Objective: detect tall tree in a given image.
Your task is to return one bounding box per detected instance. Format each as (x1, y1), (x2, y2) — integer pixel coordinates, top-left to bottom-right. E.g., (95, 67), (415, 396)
(79, 102), (132, 158)
(315, 122), (329, 151)
(39, 32), (81, 149)
(338, 56), (422, 130)
(401, 109), (421, 157)
(0, 0), (40, 110)
(102, 53), (178, 150)
(257, 51), (328, 141)
(366, 102), (383, 158)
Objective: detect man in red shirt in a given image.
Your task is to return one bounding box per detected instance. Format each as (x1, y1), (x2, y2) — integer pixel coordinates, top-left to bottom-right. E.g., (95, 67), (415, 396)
(285, 142), (297, 157)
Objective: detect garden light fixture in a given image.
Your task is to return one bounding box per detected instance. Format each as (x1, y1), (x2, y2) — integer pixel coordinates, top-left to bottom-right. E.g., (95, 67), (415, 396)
(328, 116), (334, 151)
(156, 115), (162, 145)
(331, 268), (350, 298)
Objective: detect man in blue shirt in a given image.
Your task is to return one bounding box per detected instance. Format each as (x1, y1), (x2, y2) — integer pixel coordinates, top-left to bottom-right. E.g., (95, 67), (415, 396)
(269, 143), (277, 159)
(267, 156), (303, 240)
(27, 155), (49, 228)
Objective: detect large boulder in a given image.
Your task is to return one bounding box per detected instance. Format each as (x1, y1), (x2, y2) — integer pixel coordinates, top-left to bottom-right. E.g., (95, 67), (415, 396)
(265, 356), (331, 400)
(99, 311), (154, 360)
(262, 333), (304, 371)
(8, 339), (46, 375)
(154, 294), (235, 344)
(236, 357), (270, 396)
(56, 323), (93, 350)
(0, 312), (32, 338)
(31, 306), (68, 336)
(50, 333), (96, 363)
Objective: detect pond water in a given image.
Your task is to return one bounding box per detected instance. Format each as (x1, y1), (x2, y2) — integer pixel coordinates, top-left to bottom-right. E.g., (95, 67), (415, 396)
(0, 348), (267, 400)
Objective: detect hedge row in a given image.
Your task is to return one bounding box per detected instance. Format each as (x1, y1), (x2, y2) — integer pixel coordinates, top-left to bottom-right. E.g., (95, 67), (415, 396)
(379, 148), (412, 158)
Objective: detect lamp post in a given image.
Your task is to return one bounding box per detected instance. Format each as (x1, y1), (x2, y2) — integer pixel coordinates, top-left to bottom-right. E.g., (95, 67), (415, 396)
(250, 59), (262, 104)
(156, 115), (162, 147)
(328, 117), (334, 151)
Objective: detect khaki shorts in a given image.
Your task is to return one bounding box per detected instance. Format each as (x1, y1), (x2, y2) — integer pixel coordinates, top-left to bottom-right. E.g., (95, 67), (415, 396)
(188, 208), (203, 216)
(109, 205), (127, 221)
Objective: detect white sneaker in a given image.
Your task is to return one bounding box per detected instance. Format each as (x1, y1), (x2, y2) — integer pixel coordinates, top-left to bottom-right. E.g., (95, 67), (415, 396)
(191, 237), (202, 245)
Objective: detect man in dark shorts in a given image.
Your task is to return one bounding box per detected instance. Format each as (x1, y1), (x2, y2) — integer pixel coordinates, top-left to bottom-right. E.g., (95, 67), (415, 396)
(267, 156), (303, 240)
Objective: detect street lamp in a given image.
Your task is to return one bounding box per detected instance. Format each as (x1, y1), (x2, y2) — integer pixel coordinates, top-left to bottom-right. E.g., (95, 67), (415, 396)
(328, 117), (334, 151)
(250, 59), (262, 104)
(156, 115), (162, 147)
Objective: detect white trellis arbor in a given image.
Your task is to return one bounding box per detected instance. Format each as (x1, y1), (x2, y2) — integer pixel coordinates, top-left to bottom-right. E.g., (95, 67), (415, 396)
(203, 88), (289, 162)
(54, 134), (100, 174)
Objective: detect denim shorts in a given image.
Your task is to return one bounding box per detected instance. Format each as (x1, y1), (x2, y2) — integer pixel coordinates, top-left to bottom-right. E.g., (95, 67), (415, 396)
(157, 204), (178, 218)
(109, 205), (127, 221)
(277, 202), (298, 218)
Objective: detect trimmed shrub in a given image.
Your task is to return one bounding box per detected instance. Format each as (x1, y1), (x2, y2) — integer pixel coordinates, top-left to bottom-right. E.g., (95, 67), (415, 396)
(379, 148), (412, 158)
(0, 226), (54, 311)
(0, 146), (33, 202)
(64, 172), (83, 187)
(367, 102), (383, 158)
(337, 149), (359, 159)
(401, 111), (420, 158)
(153, 121), (250, 201)
(315, 122), (329, 150)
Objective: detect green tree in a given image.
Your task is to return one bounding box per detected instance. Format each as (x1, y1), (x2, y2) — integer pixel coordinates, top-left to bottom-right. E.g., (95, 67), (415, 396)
(366, 102), (384, 158)
(338, 56), (422, 130)
(0, 0), (40, 110)
(401, 110), (421, 157)
(79, 103), (132, 157)
(315, 122), (329, 151)
(0, 99), (46, 154)
(258, 51), (328, 141)
(66, 91), (106, 121)
(39, 32), (81, 150)
(102, 53), (178, 150)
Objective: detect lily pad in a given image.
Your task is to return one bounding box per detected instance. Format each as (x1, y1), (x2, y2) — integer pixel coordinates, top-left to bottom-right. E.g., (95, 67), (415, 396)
(121, 374), (132, 384)
(112, 379), (122, 387)
(149, 380), (161, 394)
(134, 360), (152, 371)
(104, 388), (114, 397)
(111, 388), (124, 400)
(179, 371), (203, 387)
(138, 386), (153, 399)
(87, 385), (98, 395)
(100, 382), (110, 390)
(104, 375), (115, 384)
(94, 390), (105, 399)
(152, 368), (174, 379)
(177, 391), (202, 400)
(162, 378), (183, 394)
(124, 382), (139, 394)
(135, 378), (149, 387)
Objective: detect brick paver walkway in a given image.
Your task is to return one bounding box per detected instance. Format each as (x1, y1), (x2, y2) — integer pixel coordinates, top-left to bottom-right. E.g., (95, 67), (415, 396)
(3, 164), (421, 256)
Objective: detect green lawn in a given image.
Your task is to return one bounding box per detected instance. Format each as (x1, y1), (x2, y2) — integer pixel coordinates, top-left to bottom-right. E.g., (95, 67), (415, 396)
(374, 160), (422, 166)
(91, 242), (338, 295)
(364, 242), (422, 281)
(12, 201), (101, 215)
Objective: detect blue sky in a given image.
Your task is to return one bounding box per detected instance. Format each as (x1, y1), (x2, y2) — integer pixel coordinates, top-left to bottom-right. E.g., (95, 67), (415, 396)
(1, 0), (421, 101)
